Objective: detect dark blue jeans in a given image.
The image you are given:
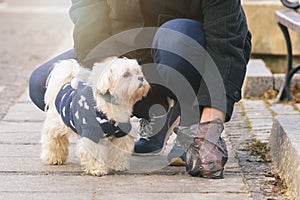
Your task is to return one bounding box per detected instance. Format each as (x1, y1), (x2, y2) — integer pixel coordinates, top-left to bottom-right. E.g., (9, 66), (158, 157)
(151, 19), (206, 125)
(29, 19), (215, 125)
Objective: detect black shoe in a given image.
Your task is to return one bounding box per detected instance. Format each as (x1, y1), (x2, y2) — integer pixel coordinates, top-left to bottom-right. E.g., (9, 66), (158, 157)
(134, 99), (180, 155)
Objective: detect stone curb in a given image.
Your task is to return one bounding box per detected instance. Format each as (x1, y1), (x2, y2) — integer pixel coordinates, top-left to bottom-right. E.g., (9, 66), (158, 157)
(243, 59), (273, 98)
(243, 59), (300, 98)
(270, 115), (300, 200)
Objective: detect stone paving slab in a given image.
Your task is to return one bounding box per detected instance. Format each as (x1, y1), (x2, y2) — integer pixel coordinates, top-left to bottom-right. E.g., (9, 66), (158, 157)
(0, 193), (93, 200)
(2, 102), (45, 122)
(0, 132), (40, 144)
(0, 121), (42, 133)
(0, 175), (98, 194)
(18, 88), (31, 103)
(0, 85), (4, 94)
(0, 174), (250, 200)
(241, 100), (274, 143)
(93, 175), (248, 194)
(269, 103), (299, 115)
(0, 157), (82, 173)
(0, 120), (78, 144)
(94, 193), (251, 200)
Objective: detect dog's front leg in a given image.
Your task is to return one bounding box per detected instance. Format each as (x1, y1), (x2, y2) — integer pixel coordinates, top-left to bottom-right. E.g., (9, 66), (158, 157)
(77, 137), (109, 176)
(107, 135), (135, 173)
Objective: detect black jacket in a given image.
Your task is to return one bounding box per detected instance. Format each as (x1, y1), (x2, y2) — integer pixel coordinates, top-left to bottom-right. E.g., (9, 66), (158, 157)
(69, 0), (252, 104)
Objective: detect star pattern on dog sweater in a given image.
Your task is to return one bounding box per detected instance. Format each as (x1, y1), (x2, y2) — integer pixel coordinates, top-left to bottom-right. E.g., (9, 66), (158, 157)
(78, 95), (90, 110)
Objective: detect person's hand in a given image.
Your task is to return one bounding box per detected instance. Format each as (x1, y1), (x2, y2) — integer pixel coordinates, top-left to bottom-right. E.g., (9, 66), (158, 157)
(185, 119), (228, 179)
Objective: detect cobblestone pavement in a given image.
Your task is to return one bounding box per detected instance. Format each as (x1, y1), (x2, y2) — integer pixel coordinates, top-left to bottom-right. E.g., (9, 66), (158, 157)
(0, 89), (293, 200)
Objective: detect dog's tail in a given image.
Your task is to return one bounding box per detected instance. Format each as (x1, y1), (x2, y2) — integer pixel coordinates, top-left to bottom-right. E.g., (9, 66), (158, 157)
(44, 59), (80, 108)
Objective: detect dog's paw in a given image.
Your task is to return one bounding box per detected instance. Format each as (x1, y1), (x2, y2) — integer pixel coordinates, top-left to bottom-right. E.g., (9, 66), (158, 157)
(40, 136), (69, 165)
(108, 159), (129, 173)
(80, 157), (109, 176)
(85, 168), (108, 177)
(41, 151), (66, 165)
(78, 137), (109, 176)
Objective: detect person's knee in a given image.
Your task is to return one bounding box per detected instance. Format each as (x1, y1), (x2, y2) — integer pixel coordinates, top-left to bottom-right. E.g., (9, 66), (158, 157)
(153, 19), (205, 48)
(29, 69), (43, 109)
(152, 19), (205, 65)
(160, 18), (201, 33)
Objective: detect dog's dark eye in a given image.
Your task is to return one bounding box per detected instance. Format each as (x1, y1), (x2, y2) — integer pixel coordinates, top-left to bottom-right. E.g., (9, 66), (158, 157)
(123, 71), (131, 78)
(134, 69), (142, 75)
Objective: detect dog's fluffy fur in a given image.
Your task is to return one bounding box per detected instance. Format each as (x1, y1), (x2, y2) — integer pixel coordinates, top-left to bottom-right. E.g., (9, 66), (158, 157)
(41, 58), (150, 176)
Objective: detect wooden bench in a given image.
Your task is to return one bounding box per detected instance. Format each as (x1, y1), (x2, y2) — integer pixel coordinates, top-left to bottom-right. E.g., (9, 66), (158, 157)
(275, 1), (300, 101)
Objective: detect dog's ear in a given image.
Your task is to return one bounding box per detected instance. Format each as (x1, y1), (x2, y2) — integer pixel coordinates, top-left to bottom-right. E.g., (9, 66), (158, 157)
(94, 67), (113, 95)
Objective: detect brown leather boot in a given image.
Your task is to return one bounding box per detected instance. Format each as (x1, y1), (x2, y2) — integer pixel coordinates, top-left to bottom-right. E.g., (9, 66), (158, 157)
(185, 119), (228, 179)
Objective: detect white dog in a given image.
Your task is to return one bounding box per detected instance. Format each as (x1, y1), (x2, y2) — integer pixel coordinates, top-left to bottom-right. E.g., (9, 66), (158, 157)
(41, 57), (150, 176)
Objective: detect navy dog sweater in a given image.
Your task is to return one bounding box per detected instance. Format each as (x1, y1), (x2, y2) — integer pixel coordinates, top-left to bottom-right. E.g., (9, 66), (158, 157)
(55, 79), (131, 143)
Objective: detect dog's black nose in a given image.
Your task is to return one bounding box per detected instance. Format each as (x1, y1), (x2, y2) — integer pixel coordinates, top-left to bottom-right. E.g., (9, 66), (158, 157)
(138, 76), (144, 82)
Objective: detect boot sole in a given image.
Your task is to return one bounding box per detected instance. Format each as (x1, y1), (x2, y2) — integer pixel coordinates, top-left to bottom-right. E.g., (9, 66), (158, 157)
(169, 157), (185, 166)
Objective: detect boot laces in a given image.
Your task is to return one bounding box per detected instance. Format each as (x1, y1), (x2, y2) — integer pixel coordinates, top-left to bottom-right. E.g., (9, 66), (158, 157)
(138, 118), (154, 140)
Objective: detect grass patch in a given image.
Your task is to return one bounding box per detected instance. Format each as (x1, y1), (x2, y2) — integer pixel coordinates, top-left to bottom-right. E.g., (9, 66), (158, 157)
(249, 139), (270, 161)
(265, 172), (288, 196)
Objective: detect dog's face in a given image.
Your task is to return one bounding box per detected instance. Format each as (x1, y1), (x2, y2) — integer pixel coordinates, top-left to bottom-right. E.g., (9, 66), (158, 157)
(93, 58), (150, 106)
